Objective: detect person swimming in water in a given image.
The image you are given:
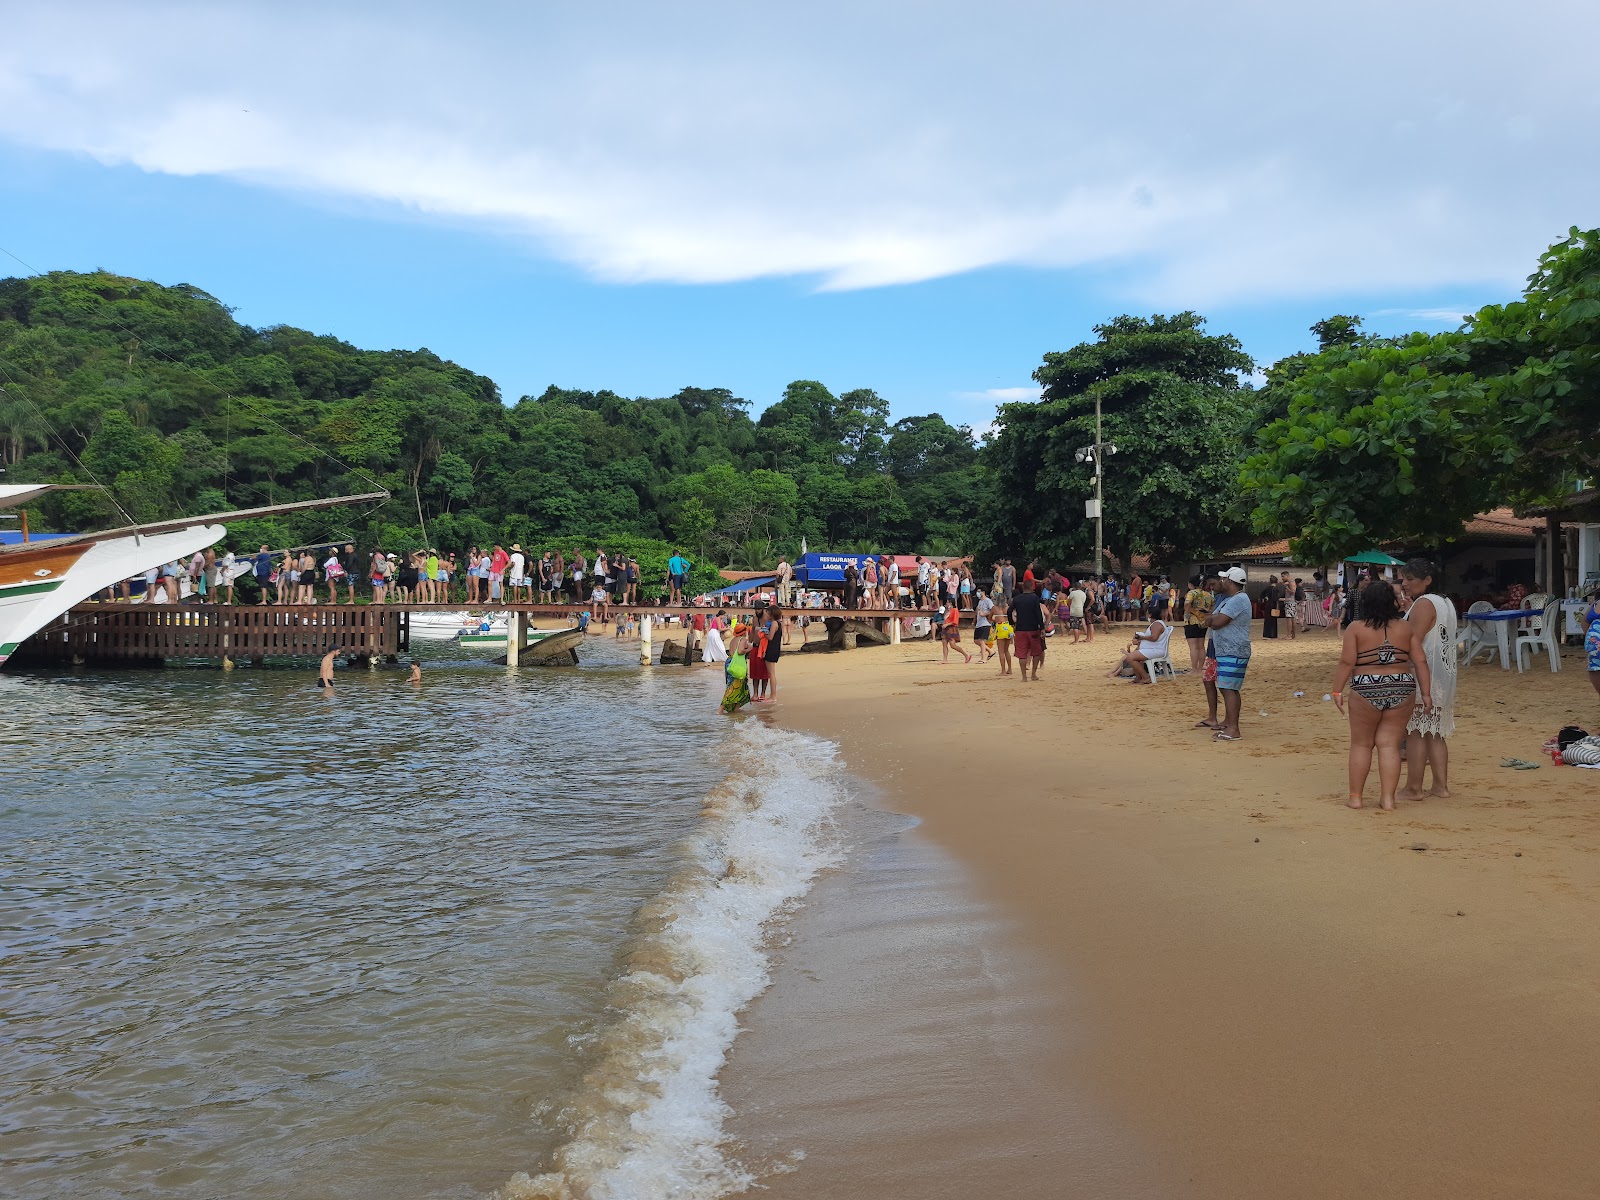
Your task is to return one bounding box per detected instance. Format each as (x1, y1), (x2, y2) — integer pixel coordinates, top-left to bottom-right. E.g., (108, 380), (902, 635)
(317, 649), (337, 693)
(408, 661), (422, 684)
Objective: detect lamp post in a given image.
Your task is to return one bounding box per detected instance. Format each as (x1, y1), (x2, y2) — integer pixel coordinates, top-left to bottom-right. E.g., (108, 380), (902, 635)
(1075, 395), (1116, 574)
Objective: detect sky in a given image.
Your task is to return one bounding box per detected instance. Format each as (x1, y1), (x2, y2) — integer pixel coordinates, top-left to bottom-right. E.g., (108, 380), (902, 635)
(1, 0), (1596, 432)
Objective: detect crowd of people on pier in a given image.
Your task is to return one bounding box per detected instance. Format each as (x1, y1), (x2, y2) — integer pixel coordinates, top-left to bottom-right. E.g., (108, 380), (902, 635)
(106, 543), (676, 607)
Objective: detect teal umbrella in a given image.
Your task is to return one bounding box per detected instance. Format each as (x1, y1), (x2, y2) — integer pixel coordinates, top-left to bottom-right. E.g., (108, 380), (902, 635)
(1344, 549), (1405, 566)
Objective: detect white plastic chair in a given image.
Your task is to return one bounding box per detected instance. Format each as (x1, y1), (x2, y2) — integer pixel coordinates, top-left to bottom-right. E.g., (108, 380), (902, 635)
(1142, 625), (1178, 682)
(1459, 601), (1495, 664)
(1515, 598), (1563, 672)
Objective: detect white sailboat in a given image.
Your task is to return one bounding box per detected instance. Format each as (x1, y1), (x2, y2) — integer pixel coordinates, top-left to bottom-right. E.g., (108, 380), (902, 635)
(0, 486), (387, 666)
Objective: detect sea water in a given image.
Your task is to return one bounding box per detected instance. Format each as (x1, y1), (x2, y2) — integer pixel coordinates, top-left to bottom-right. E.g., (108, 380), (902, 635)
(0, 637), (846, 1200)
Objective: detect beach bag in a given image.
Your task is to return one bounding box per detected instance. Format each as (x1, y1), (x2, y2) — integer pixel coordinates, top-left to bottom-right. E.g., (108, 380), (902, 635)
(1562, 735), (1600, 766)
(728, 652), (748, 680)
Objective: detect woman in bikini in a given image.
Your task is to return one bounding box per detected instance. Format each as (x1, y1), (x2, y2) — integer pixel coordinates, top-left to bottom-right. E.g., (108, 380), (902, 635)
(1331, 581), (1433, 811)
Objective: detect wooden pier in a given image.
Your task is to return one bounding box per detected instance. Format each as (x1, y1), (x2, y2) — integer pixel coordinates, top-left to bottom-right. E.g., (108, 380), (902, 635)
(10, 601), (927, 666)
(15, 604), (403, 665)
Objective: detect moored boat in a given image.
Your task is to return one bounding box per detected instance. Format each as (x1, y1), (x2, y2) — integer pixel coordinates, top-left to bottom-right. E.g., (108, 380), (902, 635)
(0, 486), (389, 668)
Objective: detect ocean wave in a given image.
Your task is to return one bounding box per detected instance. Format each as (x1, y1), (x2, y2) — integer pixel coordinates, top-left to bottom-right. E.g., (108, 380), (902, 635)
(500, 722), (846, 1200)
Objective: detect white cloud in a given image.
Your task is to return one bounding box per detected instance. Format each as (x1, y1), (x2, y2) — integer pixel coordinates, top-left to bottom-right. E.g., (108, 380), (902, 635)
(1372, 307), (1475, 324)
(1, 1), (1596, 302)
(954, 387), (1041, 403)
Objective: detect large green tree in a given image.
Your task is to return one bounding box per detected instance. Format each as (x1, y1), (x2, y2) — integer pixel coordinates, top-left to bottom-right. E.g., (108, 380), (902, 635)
(0, 270), (982, 565)
(980, 313), (1256, 571)
(1242, 228), (1599, 560)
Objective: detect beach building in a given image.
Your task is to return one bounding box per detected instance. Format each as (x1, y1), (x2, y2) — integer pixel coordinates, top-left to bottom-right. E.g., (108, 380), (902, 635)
(1193, 507), (1543, 609)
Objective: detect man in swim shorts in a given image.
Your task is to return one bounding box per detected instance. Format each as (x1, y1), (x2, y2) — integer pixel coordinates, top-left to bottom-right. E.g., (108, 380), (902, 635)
(1007, 580), (1047, 681)
(1201, 567), (1253, 741)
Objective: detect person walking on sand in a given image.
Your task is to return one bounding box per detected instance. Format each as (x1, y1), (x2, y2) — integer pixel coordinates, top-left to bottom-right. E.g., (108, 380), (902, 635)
(973, 591), (996, 662)
(1331, 581), (1433, 810)
(1067, 579), (1088, 643)
(940, 604), (972, 665)
(1007, 579), (1047, 681)
(1201, 567), (1252, 741)
(703, 611), (728, 663)
(1184, 574), (1213, 674)
(1397, 559), (1457, 801)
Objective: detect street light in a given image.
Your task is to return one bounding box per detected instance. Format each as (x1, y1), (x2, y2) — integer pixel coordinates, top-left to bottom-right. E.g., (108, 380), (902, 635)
(1075, 396), (1117, 574)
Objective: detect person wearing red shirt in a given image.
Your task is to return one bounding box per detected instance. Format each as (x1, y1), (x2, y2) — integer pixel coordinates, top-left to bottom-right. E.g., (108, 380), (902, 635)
(489, 544), (510, 603)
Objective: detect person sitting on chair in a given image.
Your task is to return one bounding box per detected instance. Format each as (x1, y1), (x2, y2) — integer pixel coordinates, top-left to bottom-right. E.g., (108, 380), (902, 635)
(1107, 598), (1172, 684)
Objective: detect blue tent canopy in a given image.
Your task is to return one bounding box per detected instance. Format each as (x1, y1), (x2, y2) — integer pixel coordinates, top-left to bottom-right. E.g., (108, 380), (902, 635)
(700, 575), (776, 599)
(796, 552), (878, 584)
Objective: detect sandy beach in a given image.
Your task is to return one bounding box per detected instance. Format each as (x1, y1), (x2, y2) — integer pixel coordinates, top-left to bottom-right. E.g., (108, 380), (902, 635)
(741, 622), (1600, 1199)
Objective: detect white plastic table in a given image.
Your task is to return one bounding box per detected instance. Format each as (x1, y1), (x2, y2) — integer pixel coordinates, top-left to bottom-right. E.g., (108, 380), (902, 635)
(1464, 609), (1526, 670)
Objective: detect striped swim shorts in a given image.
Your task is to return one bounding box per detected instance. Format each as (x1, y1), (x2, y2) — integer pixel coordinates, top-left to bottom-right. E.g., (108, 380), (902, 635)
(1213, 654), (1249, 691)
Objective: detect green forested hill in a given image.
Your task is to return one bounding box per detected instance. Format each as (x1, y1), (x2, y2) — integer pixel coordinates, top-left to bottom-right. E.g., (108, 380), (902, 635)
(0, 271), (983, 569)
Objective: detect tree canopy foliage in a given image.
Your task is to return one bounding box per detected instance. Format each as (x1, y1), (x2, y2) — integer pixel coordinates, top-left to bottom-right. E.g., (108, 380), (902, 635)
(1242, 228), (1600, 560)
(978, 312), (1257, 571)
(0, 271), (983, 575)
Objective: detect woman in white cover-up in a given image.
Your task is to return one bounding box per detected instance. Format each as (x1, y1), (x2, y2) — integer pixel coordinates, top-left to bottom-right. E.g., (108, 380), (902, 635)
(702, 613), (728, 663)
(1399, 558), (1457, 800)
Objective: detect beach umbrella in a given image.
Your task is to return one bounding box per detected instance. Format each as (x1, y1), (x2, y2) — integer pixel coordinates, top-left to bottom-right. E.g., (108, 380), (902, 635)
(1344, 549), (1405, 566)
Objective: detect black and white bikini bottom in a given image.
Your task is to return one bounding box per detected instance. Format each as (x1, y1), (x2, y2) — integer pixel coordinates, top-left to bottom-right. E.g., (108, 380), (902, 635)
(1350, 671), (1417, 711)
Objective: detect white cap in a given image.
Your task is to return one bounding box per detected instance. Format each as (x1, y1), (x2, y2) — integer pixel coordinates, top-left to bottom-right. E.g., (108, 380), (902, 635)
(1217, 566), (1247, 584)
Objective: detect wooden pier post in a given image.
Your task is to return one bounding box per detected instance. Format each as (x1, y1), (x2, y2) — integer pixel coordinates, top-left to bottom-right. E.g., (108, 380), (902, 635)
(640, 615), (652, 666)
(890, 614), (901, 645)
(505, 610), (523, 666)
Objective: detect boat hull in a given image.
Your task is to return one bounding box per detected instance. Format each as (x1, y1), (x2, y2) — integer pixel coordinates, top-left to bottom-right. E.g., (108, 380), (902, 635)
(0, 526), (224, 665)
(457, 628), (559, 650)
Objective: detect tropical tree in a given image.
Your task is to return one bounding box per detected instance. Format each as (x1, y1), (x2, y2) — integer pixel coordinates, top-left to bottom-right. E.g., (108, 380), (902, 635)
(981, 312), (1257, 570)
(1242, 227), (1600, 559)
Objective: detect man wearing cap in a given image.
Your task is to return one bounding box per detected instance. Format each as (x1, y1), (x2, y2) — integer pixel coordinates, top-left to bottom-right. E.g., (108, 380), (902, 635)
(509, 544), (527, 603)
(1202, 567), (1253, 741)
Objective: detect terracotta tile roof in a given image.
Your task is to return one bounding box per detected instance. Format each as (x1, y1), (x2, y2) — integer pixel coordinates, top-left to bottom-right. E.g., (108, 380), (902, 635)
(1222, 508), (1537, 562)
(1460, 507), (1540, 540)
(1229, 538), (1292, 559)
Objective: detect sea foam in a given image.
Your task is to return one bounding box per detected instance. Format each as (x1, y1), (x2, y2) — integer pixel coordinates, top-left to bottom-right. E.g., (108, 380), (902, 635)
(501, 722), (846, 1200)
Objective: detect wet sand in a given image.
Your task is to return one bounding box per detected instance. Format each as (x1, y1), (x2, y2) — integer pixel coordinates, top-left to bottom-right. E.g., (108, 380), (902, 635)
(742, 625), (1600, 1198)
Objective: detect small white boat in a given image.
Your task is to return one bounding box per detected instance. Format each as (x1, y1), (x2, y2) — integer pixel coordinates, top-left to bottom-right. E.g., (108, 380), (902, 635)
(457, 625), (560, 650)
(408, 611), (507, 641)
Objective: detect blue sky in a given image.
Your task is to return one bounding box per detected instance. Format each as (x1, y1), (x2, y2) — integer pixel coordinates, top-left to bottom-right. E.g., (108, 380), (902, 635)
(2, 2), (1595, 432)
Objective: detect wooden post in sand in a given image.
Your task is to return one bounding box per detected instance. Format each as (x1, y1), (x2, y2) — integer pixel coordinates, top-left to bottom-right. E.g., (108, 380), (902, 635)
(890, 614), (901, 645)
(505, 610), (523, 667)
(640, 615), (652, 666)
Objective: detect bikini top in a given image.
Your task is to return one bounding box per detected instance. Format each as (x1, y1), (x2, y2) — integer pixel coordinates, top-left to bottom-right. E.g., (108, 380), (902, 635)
(1354, 629), (1410, 667)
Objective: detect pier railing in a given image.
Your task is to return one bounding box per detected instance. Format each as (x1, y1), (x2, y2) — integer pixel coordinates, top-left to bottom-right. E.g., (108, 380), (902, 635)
(16, 604), (403, 664)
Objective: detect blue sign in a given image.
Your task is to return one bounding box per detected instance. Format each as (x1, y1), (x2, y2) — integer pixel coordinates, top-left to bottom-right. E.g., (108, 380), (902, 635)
(796, 552), (879, 584)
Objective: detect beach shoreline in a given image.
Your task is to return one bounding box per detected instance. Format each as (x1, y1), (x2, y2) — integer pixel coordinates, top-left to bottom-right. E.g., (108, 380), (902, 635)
(745, 626), (1600, 1198)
